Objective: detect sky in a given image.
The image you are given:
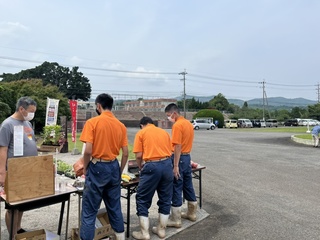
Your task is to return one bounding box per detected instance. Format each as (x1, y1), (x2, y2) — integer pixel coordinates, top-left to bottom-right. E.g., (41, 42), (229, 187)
(0, 0), (319, 102)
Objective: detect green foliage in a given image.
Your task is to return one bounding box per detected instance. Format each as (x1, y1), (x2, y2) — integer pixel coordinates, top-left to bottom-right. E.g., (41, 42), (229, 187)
(242, 101), (248, 109)
(208, 93), (230, 111)
(193, 109), (224, 128)
(0, 102), (11, 123)
(308, 104), (320, 120)
(41, 125), (62, 145)
(275, 109), (290, 121)
(177, 97), (209, 110)
(1, 62), (91, 101)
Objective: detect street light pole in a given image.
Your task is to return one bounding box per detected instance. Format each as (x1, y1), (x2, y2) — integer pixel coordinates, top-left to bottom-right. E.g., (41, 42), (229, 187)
(179, 69), (187, 118)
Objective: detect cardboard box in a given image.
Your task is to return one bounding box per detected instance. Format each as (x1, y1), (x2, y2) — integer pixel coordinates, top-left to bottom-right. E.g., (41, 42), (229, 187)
(15, 229), (59, 240)
(95, 209), (113, 240)
(71, 209), (113, 240)
(5, 155), (55, 203)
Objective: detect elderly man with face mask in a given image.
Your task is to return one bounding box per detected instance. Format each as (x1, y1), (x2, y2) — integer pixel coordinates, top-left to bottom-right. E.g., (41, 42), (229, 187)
(0, 96), (38, 239)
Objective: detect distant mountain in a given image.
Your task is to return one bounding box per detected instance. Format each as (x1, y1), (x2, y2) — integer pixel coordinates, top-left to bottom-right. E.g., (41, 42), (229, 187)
(246, 97), (316, 107)
(176, 95), (215, 103)
(176, 95), (317, 108)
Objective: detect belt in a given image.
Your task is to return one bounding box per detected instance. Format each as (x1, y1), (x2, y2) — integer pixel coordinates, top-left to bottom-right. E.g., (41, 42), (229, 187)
(91, 158), (116, 164)
(181, 152), (190, 155)
(144, 157), (170, 162)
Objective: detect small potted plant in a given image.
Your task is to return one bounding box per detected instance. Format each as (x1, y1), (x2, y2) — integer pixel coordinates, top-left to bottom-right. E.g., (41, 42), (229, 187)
(40, 125), (62, 152)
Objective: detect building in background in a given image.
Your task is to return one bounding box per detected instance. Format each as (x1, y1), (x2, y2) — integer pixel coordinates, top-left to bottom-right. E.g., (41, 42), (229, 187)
(123, 98), (177, 112)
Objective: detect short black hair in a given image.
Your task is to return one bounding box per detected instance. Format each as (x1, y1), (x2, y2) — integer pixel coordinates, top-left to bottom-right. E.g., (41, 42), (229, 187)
(164, 103), (180, 113)
(16, 97), (37, 111)
(95, 93), (113, 110)
(139, 116), (154, 126)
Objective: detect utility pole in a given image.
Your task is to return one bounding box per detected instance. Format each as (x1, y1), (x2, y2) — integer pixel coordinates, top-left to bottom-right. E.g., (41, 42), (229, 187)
(317, 83), (320, 103)
(179, 69), (187, 117)
(259, 80), (266, 120)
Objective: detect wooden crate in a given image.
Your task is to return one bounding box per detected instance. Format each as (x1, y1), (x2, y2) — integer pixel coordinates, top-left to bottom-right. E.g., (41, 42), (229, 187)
(15, 229), (46, 240)
(5, 155), (55, 203)
(39, 144), (61, 153)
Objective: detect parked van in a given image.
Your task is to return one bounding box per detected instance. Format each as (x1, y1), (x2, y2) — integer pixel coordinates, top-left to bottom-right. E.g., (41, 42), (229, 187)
(224, 119), (238, 128)
(266, 119), (278, 127)
(237, 119), (253, 128)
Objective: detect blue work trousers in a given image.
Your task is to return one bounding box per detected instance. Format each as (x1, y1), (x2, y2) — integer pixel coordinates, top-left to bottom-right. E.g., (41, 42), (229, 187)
(80, 160), (124, 240)
(136, 158), (173, 216)
(171, 154), (197, 207)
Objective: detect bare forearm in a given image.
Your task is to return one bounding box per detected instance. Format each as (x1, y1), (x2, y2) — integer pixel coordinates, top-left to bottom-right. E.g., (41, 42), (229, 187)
(120, 146), (129, 173)
(173, 144), (182, 167)
(83, 153), (91, 170)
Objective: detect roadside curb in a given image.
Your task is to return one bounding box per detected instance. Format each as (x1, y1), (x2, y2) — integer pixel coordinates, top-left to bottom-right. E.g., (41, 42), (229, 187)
(291, 135), (313, 146)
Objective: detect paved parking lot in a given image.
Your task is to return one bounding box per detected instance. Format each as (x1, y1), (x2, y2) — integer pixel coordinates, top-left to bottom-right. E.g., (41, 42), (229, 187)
(2, 127), (319, 239)
(168, 128), (320, 240)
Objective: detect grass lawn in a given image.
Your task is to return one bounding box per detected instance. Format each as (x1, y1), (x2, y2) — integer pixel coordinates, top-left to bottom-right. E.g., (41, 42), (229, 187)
(232, 126), (313, 140)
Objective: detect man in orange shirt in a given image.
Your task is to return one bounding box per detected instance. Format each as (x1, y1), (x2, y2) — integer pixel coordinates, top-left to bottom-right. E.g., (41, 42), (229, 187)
(165, 103), (197, 228)
(132, 117), (173, 239)
(80, 93), (128, 240)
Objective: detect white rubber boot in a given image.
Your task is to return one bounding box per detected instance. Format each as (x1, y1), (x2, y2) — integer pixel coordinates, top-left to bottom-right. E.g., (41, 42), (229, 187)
(181, 201), (197, 222)
(132, 216), (150, 240)
(167, 206), (182, 228)
(114, 231), (125, 240)
(152, 213), (169, 239)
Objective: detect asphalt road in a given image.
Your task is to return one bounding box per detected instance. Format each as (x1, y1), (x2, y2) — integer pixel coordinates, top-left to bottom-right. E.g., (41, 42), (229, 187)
(156, 128), (320, 240)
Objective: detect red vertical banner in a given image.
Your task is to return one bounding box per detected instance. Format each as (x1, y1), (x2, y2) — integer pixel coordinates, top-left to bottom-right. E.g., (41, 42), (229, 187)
(69, 100), (78, 142)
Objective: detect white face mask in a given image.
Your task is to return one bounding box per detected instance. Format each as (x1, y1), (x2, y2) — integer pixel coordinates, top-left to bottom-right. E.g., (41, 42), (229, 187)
(167, 112), (175, 123)
(24, 112), (35, 121)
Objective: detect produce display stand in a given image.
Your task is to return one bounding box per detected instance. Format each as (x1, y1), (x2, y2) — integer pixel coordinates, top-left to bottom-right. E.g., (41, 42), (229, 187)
(77, 164), (206, 239)
(121, 165), (206, 238)
(1, 186), (78, 240)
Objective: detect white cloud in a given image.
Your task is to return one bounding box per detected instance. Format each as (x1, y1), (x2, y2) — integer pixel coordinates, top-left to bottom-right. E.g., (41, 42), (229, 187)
(0, 21), (29, 37)
(68, 56), (84, 66)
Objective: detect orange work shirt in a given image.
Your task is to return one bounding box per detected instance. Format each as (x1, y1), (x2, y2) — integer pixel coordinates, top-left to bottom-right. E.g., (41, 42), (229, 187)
(171, 116), (194, 153)
(133, 124), (172, 161)
(80, 111), (128, 160)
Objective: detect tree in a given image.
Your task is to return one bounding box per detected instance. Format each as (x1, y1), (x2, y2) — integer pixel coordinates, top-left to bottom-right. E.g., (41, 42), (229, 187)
(275, 109), (290, 122)
(208, 93), (230, 111)
(227, 103), (240, 113)
(242, 101), (248, 109)
(308, 104), (320, 120)
(193, 109), (224, 128)
(290, 107), (307, 119)
(0, 102), (11, 123)
(1, 62), (91, 100)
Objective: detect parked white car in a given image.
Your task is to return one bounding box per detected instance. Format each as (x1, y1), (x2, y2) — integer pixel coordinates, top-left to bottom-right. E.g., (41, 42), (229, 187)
(300, 119), (317, 126)
(191, 119), (216, 130)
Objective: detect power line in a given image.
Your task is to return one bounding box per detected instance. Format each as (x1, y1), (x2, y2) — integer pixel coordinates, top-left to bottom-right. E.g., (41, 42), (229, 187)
(0, 56), (177, 75)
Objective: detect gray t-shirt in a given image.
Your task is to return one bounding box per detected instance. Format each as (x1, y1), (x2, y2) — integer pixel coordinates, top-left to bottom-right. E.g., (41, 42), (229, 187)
(0, 117), (38, 158)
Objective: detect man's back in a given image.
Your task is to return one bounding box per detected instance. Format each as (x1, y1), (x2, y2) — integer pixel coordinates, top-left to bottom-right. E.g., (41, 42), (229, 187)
(172, 116), (194, 152)
(134, 124), (171, 160)
(80, 111), (127, 160)
(312, 126), (320, 135)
